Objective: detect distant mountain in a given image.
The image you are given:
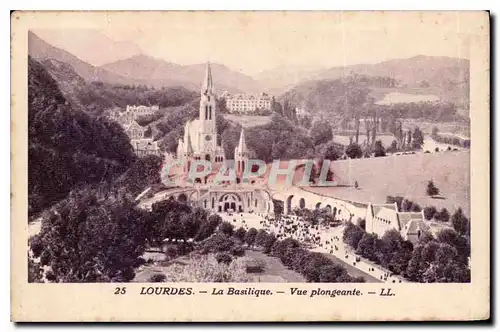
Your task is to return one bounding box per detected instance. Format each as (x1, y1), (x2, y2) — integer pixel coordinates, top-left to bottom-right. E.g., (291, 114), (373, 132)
(254, 65), (326, 95)
(31, 29), (144, 67)
(317, 55), (469, 88)
(101, 55), (263, 93)
(257, 56), (469, 98)
(28, 31), (134, 85)
(278, 55), (470, 112)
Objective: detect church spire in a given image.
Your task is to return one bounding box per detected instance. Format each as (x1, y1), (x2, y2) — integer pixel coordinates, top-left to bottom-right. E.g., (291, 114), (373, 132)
(185, 129), (193, 154)
(201, 62), (214, 95)
(237, 127), (247, 153)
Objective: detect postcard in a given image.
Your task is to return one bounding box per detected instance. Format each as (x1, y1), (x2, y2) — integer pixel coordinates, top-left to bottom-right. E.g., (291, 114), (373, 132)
(11, 10), (490, 322)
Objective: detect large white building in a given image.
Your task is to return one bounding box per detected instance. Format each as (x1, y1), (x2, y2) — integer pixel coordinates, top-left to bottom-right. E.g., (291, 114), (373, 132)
(224, 92), (272, 113)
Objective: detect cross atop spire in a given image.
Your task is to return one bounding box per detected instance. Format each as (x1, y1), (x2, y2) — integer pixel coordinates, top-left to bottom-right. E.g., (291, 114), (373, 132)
(201, 62), (214, 95)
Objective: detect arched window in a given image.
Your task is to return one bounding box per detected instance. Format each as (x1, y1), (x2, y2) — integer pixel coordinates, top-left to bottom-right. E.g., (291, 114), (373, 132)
(205, 154), (211, 161)
(212, 197), (215, 209)
(209, 106), (212, 119)
(205, 105), (208, 120)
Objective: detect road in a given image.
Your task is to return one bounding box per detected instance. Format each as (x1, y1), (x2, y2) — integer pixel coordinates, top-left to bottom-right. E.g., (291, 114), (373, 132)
(220, 212), (406, 283)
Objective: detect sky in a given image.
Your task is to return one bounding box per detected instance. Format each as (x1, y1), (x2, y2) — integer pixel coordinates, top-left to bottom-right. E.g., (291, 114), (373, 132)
(33, 11), (475, 76)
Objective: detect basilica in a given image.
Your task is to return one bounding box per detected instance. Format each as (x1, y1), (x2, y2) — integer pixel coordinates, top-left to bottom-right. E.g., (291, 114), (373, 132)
(176, 63), (249, 177)
(163, 63), (270, 214)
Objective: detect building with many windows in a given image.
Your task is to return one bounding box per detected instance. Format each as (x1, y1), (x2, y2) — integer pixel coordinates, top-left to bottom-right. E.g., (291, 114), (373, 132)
(224, 92), (272, 114)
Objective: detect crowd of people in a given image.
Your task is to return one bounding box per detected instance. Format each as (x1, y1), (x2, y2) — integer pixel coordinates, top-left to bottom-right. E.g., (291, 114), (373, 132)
(221, 211), (406, 283)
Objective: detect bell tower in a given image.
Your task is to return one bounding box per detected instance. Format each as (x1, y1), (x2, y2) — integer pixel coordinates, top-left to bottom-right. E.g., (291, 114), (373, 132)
(199, 62), (217, 161)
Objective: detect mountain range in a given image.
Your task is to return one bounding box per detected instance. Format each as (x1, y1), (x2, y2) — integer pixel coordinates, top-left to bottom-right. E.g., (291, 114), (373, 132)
(28, 31), (469, 102)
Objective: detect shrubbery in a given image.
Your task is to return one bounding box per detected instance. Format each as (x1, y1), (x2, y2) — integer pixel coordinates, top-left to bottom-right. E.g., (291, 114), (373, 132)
(148, 273), (167, 283)
(262, 233), (364, 283)
(343, 214), (470, 282)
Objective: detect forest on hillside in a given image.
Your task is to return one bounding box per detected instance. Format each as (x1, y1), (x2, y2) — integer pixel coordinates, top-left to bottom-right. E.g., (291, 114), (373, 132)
(281, 74), (466, 125)
(41, 58), (199, 116)
(28, 57), (163, 217)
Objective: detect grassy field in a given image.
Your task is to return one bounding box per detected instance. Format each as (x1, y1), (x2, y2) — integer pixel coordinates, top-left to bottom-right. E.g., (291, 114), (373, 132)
(308, 150), (470, 216)
(223, 114), (272, 128)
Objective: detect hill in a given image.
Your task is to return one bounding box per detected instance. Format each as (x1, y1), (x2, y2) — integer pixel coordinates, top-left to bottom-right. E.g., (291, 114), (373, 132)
(38, 57), (198, 116)
(282, 74), (467, 123)
(254, 65), (326, 95)
(32, 29), (143, 67)
(28, 56), (135, 216)
(263, 55), (469, 110)
(318, 55), (469, 88)
(28, 31), (134, 85)
(101, 55), (263, 93)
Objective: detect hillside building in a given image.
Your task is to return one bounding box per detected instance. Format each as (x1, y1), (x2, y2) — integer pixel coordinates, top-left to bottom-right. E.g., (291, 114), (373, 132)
(224, 92), (272, 113)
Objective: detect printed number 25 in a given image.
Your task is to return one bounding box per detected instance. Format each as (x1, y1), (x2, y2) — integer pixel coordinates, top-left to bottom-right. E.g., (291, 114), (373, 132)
(114, 287), (126, 295)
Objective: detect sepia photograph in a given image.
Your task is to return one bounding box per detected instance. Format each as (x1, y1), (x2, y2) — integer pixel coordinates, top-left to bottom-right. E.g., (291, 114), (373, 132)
(11, 10), (490, 321)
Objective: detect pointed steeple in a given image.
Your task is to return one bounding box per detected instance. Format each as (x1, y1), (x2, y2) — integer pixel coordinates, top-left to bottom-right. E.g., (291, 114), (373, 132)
(185, 130), (193, 154)
(201, 62), (214, 95)
(237, 127), (247, 153)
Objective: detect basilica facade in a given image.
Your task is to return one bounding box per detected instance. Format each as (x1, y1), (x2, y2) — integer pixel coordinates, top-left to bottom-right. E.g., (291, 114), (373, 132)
(177, 63), (226, 169)
(161, 63), (267, 214)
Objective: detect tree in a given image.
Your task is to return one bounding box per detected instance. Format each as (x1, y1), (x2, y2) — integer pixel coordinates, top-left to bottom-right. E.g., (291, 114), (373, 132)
(271, 238), (300, 258)
(28, 258), (43, 283)
(310, 121), (333, 146)
(373, 140), (386, 157)
(218, 221), (234, 237)
(318, 264), (346, 282)
(426, 181), (440, 196)
(148, 273), (166, 282)
(302, 253), (332, 282)
(401, 199), (414, 212)
(431, 126), (439, 139)
(195, 214), (222, 241)
(342, 222), (365, 249)
(235, 227), (247, 241)
(323, 143), (341, 161)
(356, 233), (378, 261)
(200, 234), (237, 254)
(412, 127), (424, 149)
(435, 208), (450, 222)
(30, 189), (150, 282)
(244, 228), (258, 246)
(254, 229), (269, 247)
(377, 230), (413, 274)
(215, 253), (233, 265)
(345, 142), (363, 159)
(451, 208), (469, 236)
(436, 228), (470, 265)
(423, 206), (437, 220)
